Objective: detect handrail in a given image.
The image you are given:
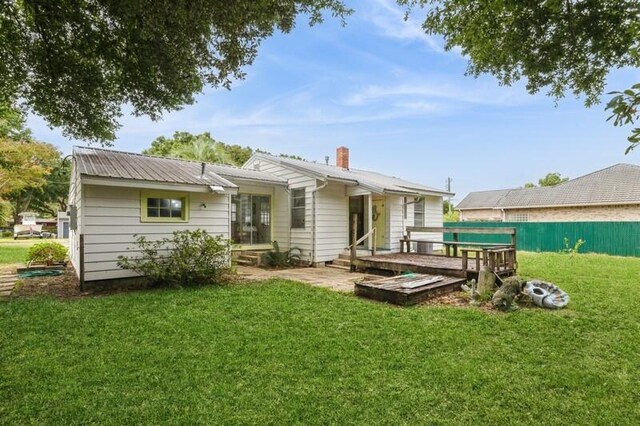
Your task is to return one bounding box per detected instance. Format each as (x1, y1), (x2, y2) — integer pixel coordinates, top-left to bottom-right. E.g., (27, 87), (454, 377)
(347, 227), (376, 250)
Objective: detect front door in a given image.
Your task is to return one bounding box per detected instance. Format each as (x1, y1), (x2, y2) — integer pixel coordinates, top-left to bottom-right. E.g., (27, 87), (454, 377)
(372, 197), (386, 249)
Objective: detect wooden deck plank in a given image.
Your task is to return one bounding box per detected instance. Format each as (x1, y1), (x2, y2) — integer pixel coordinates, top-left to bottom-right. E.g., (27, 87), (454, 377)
(355, 273), (466, 306)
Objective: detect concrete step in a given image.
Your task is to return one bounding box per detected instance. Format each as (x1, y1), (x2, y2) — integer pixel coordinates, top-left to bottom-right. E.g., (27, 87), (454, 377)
(233, 258), (256, 266)
(326, 263), (350, 271)
(331, 258), (351, 267)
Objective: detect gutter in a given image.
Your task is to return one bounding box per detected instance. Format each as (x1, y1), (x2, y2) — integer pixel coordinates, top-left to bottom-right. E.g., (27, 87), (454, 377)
(310, 178), (329, 266)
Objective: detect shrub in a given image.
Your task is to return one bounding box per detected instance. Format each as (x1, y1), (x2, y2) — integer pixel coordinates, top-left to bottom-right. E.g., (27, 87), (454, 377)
(2, 230), (12, 238)
(117, 229), (232, 286)
(27, 242), (68, 265)
(561, 237), (585, 258)
(261, 241), (302, 267)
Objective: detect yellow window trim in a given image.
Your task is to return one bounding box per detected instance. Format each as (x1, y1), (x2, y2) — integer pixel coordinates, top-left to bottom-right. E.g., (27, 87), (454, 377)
(140, 190), (190, 223)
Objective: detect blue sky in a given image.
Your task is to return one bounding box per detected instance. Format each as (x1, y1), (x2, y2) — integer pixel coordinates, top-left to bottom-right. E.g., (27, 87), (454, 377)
(27, 0), (640, 203)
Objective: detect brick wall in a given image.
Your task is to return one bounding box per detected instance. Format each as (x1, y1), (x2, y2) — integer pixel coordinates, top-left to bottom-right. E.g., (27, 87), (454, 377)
(507, 204), (640, 222)
(460, 208), (503, 221)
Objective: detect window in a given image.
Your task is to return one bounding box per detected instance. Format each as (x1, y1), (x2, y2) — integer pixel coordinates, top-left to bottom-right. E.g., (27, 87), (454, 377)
(141, 192), (188, 222)
(291, 188), (306, 229)
(403, 197), (407, 219)
(231, 194), (271, 245)
(414, 198), (425, 227)
(507, 212), (529, 222)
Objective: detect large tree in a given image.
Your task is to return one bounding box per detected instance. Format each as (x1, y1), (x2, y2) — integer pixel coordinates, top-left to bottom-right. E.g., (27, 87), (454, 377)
(143, 131), (303, 165)
(525, 172), (569, 188)
(399, 0), (640, 152)
(0, 104), (62, 222)
(0, 1), (351, 144)
(143, 132), (252, 165)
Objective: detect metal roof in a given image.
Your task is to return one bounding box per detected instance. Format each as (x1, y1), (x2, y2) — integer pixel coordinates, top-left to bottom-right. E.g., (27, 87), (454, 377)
(205, 163), (287, 185)
(74, 146), (239, 188)
(457, 164), (640, 210)
(249, 153), (453, 196)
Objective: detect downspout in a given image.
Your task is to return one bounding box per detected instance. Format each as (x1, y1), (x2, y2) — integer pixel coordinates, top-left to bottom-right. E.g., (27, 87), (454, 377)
(310, 179), (329, 266)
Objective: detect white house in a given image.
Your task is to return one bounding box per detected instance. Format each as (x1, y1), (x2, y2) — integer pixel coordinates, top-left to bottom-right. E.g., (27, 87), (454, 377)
(69, 146), (452, 286)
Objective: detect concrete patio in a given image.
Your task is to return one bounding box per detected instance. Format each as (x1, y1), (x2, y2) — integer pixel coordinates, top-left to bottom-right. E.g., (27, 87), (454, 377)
(236, 265), (370, 293)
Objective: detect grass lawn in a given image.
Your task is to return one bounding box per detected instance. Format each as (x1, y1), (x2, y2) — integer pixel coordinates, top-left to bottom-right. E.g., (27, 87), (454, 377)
(0, 244), (30, 265)
(1, 252), (639, 424)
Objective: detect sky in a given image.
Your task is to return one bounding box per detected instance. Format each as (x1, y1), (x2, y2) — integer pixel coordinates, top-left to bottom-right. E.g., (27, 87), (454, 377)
(26, 0), (640, 204)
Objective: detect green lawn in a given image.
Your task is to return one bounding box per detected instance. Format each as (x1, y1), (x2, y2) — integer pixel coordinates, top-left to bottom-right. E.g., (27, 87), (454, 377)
(1, 252), (639, 424)
(0, 244), (29, 265)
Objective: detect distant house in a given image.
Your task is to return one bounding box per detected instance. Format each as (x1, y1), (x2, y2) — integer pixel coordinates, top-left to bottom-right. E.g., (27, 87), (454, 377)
(69, 146), (452, 285)
(457, 164), (640, 222)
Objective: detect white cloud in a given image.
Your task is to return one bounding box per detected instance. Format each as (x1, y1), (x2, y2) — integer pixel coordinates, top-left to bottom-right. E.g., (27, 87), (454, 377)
(341, 79), (535, 108)
(366, 0), (445, 53)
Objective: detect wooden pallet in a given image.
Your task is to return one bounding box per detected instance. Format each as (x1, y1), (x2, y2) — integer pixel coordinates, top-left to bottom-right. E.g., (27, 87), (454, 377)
(354, 273), (466, 306)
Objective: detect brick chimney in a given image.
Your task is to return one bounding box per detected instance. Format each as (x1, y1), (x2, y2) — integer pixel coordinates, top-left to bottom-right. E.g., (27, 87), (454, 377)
(336, 146), (349, 170)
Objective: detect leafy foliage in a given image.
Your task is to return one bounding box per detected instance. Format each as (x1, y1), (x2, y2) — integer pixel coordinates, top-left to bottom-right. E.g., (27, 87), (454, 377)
(561, 237), (585, 258)
(606, 83), (640, 153)
(0, 105), (64, 222)
(1, 1), (351, 143)
(117, 230), (232, 286)
(399, 0), (640, 151)
(26, 159), (71, 218)
(0, 139), (60, 197)
(261, 241), (302, 267)
(143, 131), (304, 166)
(26, 241), (67, 265)
(525, 172), (569, 188)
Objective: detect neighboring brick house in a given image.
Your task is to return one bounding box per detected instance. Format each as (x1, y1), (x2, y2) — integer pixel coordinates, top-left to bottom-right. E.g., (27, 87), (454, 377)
(456, 164), (640, 222)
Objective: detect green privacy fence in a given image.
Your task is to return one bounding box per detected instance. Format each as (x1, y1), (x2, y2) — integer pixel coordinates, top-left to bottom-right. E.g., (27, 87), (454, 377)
(444, 222), (640, 257)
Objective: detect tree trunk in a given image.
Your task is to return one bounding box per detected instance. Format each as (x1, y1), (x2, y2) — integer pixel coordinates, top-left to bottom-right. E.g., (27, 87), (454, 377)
(477, 265), (496, 298)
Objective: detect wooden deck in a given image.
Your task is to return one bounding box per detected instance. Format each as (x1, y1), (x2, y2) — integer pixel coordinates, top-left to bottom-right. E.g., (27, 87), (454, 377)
(355, 273), (466, 306)
(354, 253), (473, 278)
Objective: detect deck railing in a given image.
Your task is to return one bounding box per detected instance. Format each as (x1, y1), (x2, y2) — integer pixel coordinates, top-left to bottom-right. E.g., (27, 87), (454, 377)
(400, 226), (517, 274)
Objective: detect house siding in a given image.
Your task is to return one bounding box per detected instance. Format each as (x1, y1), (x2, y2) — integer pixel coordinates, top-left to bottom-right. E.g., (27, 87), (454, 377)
(406, 195), (444, 250)
(233, 182), (289, 249)
(315, 183), (349, 262)
(68, 163), (83, 277)
(81, 184), (229, 282)
(244, 158), (316, 261)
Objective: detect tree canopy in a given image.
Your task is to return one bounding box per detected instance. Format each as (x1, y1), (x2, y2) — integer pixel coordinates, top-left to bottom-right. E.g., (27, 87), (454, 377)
(0, 104), (65, 222)
(399, 0), (640, 152)
(0, 1), (351, 144)
(525, 172), (569, 188)
(143, 131), (303, 166)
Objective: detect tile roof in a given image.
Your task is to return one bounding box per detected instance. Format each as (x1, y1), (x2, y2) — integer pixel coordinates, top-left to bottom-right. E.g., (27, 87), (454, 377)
(456, 189), (512, 209)
(457, 164), (640, 210)
(250, 153), (453, 196)
(73, 146), (285, 188)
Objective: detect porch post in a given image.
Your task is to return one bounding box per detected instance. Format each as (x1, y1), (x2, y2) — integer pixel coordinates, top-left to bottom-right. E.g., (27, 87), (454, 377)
(366, 195), (372, 252)
(350, 213), (358, 271)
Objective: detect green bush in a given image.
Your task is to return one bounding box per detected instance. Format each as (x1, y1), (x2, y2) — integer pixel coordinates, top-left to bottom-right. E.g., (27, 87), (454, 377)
(117, 229), (232, 286)
(27, 242), (68, 265)
(261, 241), (301, 267)
(2, 230), (12, 238)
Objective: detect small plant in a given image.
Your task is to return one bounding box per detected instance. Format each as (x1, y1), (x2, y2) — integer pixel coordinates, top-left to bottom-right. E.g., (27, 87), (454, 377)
(261, 241), (301, 267)
(27, 242), (67, 265)
(117, 229), (232, 286)
(561, 237), (585, 258)
(2, 230), (12, 238)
